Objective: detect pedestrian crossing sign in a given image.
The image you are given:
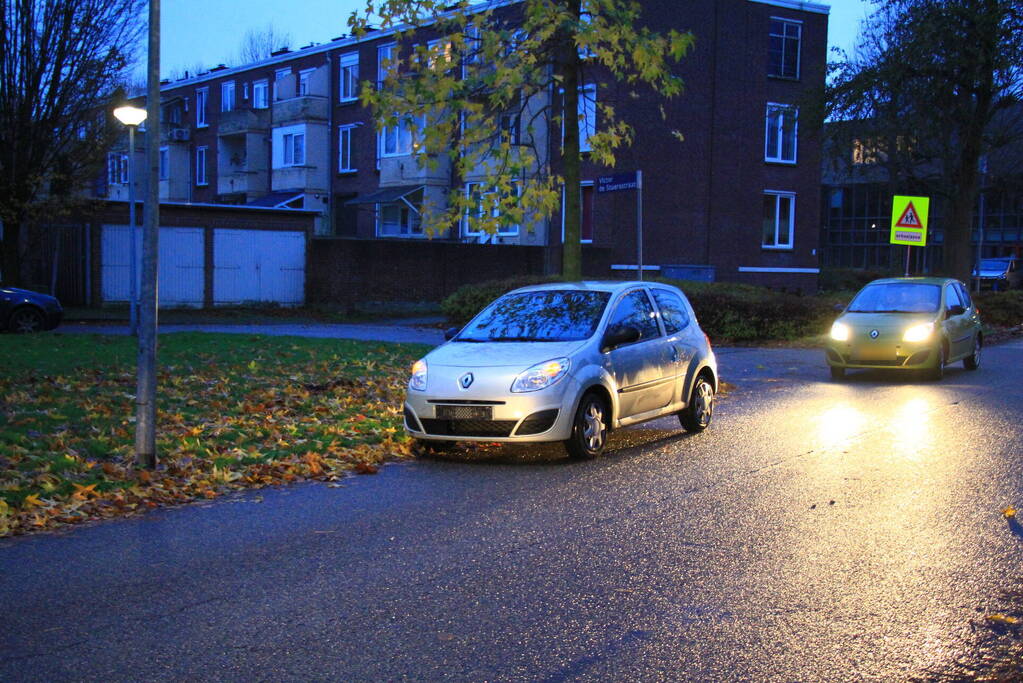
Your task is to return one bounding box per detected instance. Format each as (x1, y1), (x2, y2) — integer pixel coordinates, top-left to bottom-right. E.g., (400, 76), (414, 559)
(890, 195), (929, 246)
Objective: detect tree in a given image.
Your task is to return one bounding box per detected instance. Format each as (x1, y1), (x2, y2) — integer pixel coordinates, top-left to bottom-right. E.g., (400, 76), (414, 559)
(236, 24), (292, 64)
(827, 0), (1023, 282)
(0, 0), (144, 286)
(348, 0), (693, 279)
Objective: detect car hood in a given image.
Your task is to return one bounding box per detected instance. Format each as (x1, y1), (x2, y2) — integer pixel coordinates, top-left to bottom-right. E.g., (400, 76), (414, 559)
(0, 286), (57, 303)
(839, 311), (938, 329)
(427, 339), (589, 368)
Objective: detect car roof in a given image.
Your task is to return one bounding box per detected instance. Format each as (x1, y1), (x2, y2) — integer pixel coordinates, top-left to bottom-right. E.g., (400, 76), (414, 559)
(865, 276), (959, 286)
(508, 281), (679, 295)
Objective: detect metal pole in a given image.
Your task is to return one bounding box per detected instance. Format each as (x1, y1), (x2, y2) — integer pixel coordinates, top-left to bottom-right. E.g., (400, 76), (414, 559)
(128, 125), (138, 335)
(975, 184), (986, 292)
(904, 245), (910, 277)
(135, 0), (160, 469)
(636, 170), (643, 281)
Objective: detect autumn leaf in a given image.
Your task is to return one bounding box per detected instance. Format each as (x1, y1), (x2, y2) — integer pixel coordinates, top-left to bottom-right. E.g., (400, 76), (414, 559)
(1003, 506), (1017, 519)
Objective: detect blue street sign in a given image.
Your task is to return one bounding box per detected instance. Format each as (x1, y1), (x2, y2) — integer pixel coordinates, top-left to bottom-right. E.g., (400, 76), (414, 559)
(597, 172), (639, 193)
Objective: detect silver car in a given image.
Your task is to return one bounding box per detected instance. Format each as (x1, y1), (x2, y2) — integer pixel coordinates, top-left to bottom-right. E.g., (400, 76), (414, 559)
(403, 281), (718, 459)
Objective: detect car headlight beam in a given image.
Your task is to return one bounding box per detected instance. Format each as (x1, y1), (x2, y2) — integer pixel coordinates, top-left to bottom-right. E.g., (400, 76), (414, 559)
(511, 358), (571, 393)
(830, 322), (850, 342)
(409, 359), (428, 391)
(902, 322), (934, 343)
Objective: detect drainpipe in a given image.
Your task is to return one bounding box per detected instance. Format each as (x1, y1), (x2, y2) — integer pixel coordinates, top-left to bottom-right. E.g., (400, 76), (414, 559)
(327, 52), (335, 236)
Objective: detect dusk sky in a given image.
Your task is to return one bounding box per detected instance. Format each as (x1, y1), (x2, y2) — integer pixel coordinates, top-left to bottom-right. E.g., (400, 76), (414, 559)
(158, 1), (874, 77)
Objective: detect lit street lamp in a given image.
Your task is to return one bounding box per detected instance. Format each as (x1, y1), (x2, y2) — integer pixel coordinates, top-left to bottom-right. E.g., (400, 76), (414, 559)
(113, 105), (147, 335)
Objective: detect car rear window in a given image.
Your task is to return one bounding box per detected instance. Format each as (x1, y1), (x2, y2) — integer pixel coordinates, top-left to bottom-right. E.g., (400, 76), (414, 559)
(456, 290), (612, 342)
(847, 283), (941, 313)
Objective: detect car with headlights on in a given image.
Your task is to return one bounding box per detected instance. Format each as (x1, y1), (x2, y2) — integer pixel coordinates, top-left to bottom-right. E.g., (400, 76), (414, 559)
(403, 281), (718, 459)
(825, 277), (982, 381)
(1, 285), (63, 333)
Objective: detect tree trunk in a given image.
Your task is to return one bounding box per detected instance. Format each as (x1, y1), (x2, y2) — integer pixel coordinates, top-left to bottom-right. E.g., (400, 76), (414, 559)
(944, 186), (978, 283)
(0, 218), (23, 286)
(559, 0), (583, 281)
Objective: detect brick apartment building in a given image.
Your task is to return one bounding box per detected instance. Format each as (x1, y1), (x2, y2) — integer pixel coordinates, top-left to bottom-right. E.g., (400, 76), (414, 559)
(102, 0), (829, 295)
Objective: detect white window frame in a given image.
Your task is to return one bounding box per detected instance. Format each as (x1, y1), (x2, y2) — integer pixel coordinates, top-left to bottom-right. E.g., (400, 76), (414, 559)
(378, 114), (423, 158)
(221, 81), (235, 112)
(579, 84), (596, 153)
(425, 38), (453, 69)
(560, 181), (595, 244)
(195, 146), (208, 186)
(338, 124), (357, 172)
(298, 68), (314, 96)
(274, 68), (291, 101)
(764, 103), (798, 164)
(768, 17), (802, 80)
(243, 82), (249, 100)
(107, 153), (128, 185)
(195, 87), (208, 127)
(252, 79), (269, 109)
(339, 53), (359, 102)
(762, 190), (795, 250)
(376, 201), (423, 237)
(462, 25), (481, 79)
(158, 146), (169, 181)
(282, 132), (305, 166)
(462, 182), (521, 237)
(377, 43), (397, 87)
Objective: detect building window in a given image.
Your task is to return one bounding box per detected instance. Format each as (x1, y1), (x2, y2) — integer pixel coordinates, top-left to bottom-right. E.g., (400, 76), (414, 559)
(253, 79), (269, 109)
(195, 146), (208, 185)
(852, 138), (882, 165)
(463, 182), (520, 237)
(499, 111), (520, 145)
(377, 43), (397, 87)
(298, 69), (314, 96)
(159, 147), (169, 181)
(765, 103), (797, 163)
(462, 25), (481, 79)
(107, 153), (128, 185)
(195, 87), (208, 127)
(572, 84), (596, 153)
(274, 68), (291, 101)
(425, 38), (453, 69)
(339, 53), (359, 102)
(282, 132), (305, 166)
(763, 191), (795, 249)
(768, 18), (801, 79)
(378, 115), (423, 158)
(221, 81), (235, 112)
(243, 82), (249, 100)
(377, 202), (422, 236)
(338, 125), (357, 172)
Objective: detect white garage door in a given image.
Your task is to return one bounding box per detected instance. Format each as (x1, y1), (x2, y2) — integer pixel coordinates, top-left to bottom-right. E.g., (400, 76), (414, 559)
(101, 226), (205, 307)
(213, 229), (305, 305)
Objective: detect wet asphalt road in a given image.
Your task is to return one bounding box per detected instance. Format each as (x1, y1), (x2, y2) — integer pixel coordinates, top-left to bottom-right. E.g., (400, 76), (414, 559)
(2, 339), (1023, 681)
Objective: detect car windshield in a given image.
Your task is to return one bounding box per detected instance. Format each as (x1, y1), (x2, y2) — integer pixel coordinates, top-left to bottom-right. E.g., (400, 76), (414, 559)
(456, 290), (612, 342)
(980, 259), (1010, 270)
(846, 283), (941, 313)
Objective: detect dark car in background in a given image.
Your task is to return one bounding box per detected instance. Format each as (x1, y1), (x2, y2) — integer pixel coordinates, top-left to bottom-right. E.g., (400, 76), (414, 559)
(1, 286), (63, 333)
(974, 257), (1022, 290)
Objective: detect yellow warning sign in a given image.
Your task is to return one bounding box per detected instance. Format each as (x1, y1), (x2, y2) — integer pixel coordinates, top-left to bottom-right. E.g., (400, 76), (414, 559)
(890, 195), (929, 246)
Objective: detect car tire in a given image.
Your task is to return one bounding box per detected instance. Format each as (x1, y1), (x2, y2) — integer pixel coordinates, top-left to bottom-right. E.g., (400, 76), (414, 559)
(8, 306), (44, 333)
(564, 392), (608, 460)
(679, 375), (714, 433)
(926, 345), (946, 381)
(963, 335), (982, 370)
(830, 366), (845, 381)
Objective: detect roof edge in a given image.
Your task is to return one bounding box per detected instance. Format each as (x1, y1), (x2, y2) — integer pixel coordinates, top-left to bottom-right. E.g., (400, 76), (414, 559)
(747, 0), (830, 15)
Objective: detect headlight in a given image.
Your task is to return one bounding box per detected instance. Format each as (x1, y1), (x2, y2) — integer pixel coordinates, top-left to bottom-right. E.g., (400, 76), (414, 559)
(511, 358), (571, 393)
(409, 359), (428, 391)
(902, 322), (934, 343)
(830, 322), (850, 342)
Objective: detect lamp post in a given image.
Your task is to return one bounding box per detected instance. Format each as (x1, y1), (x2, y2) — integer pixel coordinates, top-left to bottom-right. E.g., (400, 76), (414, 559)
(113, 105), (147, 335)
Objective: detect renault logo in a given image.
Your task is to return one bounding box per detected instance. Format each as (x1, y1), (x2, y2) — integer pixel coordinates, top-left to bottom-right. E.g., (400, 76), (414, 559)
(459, 372), (474, 389)
(870, 329), (880, 339)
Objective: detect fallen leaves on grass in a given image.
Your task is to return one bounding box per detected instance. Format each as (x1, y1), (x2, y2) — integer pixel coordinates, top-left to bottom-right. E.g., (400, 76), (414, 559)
(0, 333), (424, 537)
(1004, 506), (1017, 519)
(985, 614), (1020, 628)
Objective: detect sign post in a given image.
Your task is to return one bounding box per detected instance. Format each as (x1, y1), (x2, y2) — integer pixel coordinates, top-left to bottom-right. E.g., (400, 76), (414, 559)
(597, 170), (643, 279)
(889, 195), (930, 276)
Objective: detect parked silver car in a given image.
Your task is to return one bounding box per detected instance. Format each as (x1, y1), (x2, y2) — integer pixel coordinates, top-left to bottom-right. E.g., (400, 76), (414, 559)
(403, 281), (718, 459)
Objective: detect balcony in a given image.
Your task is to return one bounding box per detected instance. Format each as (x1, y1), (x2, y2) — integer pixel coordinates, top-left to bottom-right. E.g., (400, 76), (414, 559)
(218, 108), (270, 137)
(218, 171), (266, 198)
(272, 95), (329, 125)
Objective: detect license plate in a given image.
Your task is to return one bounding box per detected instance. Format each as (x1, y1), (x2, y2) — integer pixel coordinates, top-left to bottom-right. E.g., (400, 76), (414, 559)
(436, 405), (492, 420)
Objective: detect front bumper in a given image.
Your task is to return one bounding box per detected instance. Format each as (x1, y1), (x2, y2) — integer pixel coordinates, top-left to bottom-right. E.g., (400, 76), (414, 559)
(825, 339), (939, 370)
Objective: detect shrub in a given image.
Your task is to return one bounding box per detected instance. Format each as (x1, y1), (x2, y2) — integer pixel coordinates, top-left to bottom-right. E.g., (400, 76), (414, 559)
(440, 275), (562, 325)
(818, 267), (898, 293)
(974, 290), (1023, 328)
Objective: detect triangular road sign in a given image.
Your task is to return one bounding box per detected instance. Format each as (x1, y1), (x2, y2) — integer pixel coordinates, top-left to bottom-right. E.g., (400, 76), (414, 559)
(895, 202), (922, 228)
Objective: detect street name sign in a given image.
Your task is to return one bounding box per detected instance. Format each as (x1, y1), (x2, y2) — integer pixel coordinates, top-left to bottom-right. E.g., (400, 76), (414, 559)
(890, 195), (930, 246)
(597, 172), (639, 193)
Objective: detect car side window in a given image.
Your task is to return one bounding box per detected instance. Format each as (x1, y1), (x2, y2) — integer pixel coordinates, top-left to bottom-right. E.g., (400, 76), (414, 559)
(945, 284), (962, 311)
(651, 289), (690, 335)
(608, 290), (661, 342)
(956, 282), (973, 309)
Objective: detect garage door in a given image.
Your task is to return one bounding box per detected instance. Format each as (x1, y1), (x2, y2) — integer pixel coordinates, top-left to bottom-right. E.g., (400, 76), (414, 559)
(101, 226), (205, 307)
(213, 229), (305, 305)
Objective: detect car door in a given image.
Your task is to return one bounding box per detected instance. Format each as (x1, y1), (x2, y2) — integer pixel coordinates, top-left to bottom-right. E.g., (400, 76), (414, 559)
(605, 288), (674, 419)
(649, 287), (698, 405)
(942, 283), (970, 359)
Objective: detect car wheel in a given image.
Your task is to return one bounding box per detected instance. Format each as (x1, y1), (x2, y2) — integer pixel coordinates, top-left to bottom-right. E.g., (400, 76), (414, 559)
(679, 375), (714, 433)
(9, 306), (44, 333)
(830, 366), (845, 381)
(564, 392), (608, 460)
(926, 345), (947, 381)
(963, 335), (982, 370)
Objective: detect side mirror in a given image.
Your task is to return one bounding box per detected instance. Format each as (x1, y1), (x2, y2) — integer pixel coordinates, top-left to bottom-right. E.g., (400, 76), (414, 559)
(601, 324), (641, 352)
(444, 326), (461, 341)
(946, 305), (966, 318)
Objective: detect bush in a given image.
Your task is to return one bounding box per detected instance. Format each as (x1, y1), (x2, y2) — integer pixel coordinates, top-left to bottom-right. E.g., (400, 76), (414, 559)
(974, 290), (1023, 328)
(818, 267), (898, 293)
(441, 275), (562, 325)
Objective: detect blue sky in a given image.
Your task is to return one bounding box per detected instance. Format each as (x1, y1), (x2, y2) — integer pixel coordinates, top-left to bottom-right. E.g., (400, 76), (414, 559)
(158, 1), (874, 77)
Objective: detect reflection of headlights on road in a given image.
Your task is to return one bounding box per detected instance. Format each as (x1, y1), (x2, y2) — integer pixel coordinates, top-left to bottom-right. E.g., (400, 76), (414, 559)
(902, 322), (934, 343)
(830, 322), (850, 341)
(409, 359), (428, 391)
(511, 358), (570, 393)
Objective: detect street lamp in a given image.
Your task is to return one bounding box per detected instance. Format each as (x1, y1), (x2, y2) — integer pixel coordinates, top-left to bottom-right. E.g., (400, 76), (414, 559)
(113, 105), (147, 335)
